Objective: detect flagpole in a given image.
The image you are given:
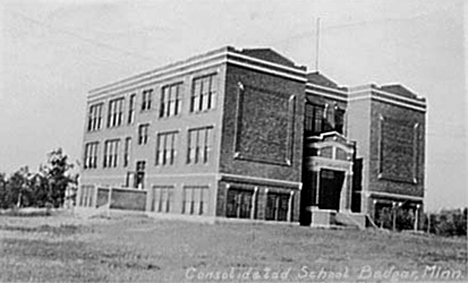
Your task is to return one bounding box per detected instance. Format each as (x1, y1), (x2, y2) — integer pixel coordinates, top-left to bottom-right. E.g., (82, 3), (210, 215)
(315, 18), (321, 71)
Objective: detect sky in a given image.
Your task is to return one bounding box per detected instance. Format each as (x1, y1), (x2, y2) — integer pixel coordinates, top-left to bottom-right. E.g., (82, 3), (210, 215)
(0, 0), (466, 211)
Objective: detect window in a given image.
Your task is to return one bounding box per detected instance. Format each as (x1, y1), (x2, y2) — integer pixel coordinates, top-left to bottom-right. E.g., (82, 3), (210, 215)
(182, 186), (209, 215)
(107, 98), (124, 128)
(323, 104), (335, 132)
(160, 83), (182, 117)
(128, 94), (136, 124)
(190, 74), (217, 112)
(374, 202), (393, 229)
(136, 160), (146, 171)
(87, 103), (103, 131)
(141, 89), (153, 111)
(265, 192), (289, 221)
(103, 139), (120, 168)
(138, 124), (149, 145)
(123, 137), (132, 167)
(83, 142), (99, 169)
(152, 186), (174, 213)
(304, 103), (325, 135)
(313, 105), (324, 134)
(155, 131), (178, 166)
(79, 185), (94, 207)
(226, 189), (254, 219)
(187, 126), (213, 164)
(135, 160), (146, 189)
(305, 103), (325, 135)
(304, 103), (314, 133)
(335, 107), (345, 134)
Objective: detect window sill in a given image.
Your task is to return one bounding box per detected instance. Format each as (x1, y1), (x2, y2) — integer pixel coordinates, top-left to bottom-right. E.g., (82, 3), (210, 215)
(189, 108), (216, 115)
(159, 114), (182, 120)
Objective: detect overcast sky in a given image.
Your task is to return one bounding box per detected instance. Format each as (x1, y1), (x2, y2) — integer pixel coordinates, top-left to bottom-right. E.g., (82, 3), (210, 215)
(0, 0), (466, 211)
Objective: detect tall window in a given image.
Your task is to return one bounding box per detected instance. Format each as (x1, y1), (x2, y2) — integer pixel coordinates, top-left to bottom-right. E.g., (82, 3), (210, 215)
(141, 89), (153, 111)
(138, 124), (149, 145)
(190, 74), (217, 112)
(306, 104), (325, 134)
(335, 107), (345, 134)
(123, 137), (132, 167)
(305, 103), (325, 135)
(265, 192), (289, 221)
(323, 104), (335, 132)
(79, 185), (94, 207)
(160, 83), (182, 117)
(313, 105), (325, 134)
(103, 139), (120, 168)
(87, 103), (103, 131)
(304, 103), (314, 134)
(107, 98), (124, 128)
(83, 142), (99, 169)
(226, 189), (254, 219)
(155, 131), (178, 166)
(128, 94), (136, 124)
(182, 186), (209, 215)
(187, 126), (213, 164)
(152, 186), (174, 213)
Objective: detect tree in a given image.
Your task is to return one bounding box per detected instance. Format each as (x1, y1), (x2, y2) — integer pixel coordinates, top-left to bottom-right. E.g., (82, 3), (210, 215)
(0, 172), (10, 209)
(39, 148), (76, 208)
(3, 167), (34, 208)
(376, 206), (393, 229)
(0, 148), (76, 209)
(29, 172), (51, 207)
(395, 207), (415, 231)
(422, 208), (467, 237)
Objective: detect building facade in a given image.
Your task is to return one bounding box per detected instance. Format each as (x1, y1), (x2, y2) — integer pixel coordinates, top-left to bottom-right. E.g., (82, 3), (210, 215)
(77, 46), (426, 228)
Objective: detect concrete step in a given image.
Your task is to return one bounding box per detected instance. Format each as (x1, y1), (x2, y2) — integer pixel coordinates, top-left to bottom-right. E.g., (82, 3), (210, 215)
(333, 212), (366, 230)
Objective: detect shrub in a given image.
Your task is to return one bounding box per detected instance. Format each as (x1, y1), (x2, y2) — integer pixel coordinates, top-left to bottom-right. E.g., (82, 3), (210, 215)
(422, 208), (467, 237)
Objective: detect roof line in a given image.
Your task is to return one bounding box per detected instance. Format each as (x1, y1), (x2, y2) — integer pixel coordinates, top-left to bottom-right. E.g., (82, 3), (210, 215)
(89, 46), (231, 94)
(89, 46), (307, 95)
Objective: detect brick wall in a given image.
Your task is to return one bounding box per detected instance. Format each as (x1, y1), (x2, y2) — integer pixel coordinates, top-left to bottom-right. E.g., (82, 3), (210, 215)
(110, 188), (147, 211)
(219, 64), (304, 183)
(368, 100), (425, 197)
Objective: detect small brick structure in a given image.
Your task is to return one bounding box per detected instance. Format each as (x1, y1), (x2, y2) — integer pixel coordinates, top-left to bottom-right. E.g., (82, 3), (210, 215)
(77, 186), (147, 211)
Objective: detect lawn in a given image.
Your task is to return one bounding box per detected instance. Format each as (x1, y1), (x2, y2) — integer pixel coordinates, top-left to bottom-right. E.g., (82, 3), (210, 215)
(0, 213), (466, 282)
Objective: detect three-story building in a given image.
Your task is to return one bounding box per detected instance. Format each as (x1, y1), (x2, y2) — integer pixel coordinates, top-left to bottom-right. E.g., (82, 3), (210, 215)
(77, 46), (426, 228)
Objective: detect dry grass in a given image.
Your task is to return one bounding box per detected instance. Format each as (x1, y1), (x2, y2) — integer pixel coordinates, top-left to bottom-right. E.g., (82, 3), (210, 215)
(0, 213), (466, 282)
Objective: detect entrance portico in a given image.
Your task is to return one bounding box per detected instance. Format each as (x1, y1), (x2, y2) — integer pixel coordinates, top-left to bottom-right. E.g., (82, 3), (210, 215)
(302, 132), (359, 227)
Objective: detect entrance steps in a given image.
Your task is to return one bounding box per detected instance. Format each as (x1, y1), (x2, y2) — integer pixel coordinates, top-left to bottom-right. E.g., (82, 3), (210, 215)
(308, 208), (366, 229)
(333, 212), (366, 230)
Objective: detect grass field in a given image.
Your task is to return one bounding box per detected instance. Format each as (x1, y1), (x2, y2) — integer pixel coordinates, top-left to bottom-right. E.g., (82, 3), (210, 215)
(0, 213), (466, 282)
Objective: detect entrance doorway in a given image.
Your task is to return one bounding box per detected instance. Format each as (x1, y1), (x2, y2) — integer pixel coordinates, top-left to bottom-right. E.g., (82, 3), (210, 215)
(318, 169), (345, 210)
